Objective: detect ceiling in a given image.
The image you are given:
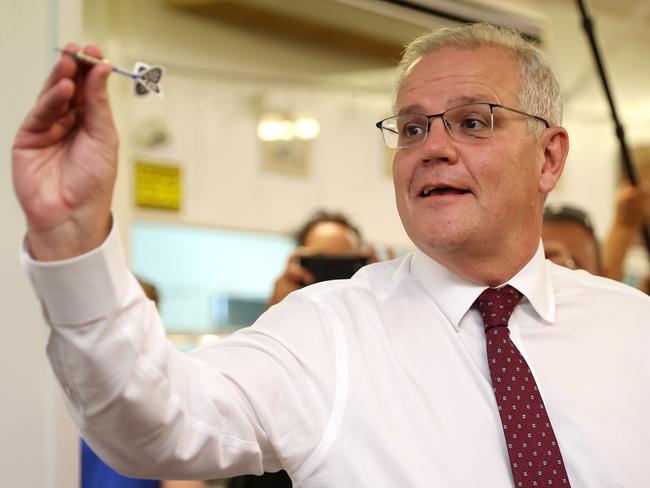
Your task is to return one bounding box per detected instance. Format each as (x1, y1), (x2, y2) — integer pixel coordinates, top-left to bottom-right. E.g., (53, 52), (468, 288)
(166, 0), (440, 66)
(167, 0), (650, 62)
(164, 0), (650, 92)
(165, 0), (555, 67)
(588, 0), (650, 18)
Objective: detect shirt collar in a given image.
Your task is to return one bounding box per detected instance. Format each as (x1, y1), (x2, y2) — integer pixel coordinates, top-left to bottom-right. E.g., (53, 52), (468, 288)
(409, 241), (555, 330)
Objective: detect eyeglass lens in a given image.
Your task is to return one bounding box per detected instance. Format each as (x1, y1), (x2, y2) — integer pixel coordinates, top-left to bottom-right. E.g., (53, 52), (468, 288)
(381, 103), (502, 148)
(380, 104), (496, 149)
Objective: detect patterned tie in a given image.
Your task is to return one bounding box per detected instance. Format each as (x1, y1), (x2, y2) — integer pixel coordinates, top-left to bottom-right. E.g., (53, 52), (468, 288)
(474, 286), (570, 487)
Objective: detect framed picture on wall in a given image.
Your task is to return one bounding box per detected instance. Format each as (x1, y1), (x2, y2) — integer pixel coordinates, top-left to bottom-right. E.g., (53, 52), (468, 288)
(260, 139), (311, 176)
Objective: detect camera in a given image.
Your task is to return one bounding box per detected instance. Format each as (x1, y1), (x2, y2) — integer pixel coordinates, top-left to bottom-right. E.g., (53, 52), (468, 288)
(299, 255), (369, 283)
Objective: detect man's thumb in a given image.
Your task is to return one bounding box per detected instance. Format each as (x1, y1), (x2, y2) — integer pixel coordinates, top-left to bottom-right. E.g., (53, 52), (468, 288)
(84, 63), (116, 138)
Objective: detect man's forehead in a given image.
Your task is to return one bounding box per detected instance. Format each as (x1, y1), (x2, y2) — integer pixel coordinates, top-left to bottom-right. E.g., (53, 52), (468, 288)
(408, 45), (518, 74)
(398, 94), (496, 115)
(395, 46), (522, 111)
(396, 80), (520, 115)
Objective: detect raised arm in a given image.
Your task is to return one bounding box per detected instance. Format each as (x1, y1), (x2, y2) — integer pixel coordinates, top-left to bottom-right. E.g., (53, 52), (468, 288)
(13, 50), (332, 482)
(12, 44), (117, 261)
(603, 182), (650, 281)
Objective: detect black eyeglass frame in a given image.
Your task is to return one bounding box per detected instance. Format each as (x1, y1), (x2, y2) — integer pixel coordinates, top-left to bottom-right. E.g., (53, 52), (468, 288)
(375, 102), (550, 148)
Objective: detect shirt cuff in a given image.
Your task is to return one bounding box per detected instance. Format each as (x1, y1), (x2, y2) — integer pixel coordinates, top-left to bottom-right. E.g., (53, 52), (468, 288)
(21, 222), (133, 325)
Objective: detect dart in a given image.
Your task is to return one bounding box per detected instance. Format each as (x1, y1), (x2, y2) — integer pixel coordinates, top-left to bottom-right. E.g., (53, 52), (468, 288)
(56, 47), (165, 97)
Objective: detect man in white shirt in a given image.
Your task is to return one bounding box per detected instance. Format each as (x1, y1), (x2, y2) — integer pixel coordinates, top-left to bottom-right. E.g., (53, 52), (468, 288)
(12, 24), (650, 487)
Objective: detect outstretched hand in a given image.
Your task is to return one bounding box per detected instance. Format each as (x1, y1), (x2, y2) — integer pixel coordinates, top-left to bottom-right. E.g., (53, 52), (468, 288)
(12, 44), (118, 261)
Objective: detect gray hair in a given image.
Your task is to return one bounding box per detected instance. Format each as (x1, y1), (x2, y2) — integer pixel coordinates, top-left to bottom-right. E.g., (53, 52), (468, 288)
(395, 23), (562, 136)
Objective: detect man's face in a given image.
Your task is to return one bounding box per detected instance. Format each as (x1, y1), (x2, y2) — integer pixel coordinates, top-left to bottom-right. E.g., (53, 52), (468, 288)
(393, 46), (549, 269)
(303, 221), (361, 255)
(542, 221), (601, 275)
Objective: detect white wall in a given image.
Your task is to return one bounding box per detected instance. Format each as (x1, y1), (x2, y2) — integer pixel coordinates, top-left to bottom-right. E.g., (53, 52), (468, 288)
(1, 2), (81, 487)
(86, 0), (414, 252)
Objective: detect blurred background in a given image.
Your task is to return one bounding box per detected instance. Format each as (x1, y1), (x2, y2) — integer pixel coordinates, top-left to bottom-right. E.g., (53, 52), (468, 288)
(2, 0), (650, 485)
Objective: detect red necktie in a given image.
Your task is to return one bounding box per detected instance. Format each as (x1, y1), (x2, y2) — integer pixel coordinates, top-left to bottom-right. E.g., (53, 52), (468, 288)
(474, 286), (571, 487)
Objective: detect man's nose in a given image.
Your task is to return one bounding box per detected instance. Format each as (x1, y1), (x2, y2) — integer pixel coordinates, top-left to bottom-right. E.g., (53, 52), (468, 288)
(420, 116), (458, 164)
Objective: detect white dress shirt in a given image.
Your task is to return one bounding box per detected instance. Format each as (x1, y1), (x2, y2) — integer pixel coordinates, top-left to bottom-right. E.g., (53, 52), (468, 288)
(24, 226), (650, 487)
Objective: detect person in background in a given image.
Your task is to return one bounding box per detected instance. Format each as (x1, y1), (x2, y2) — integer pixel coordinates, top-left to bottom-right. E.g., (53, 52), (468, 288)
(268, 210), (366, 307)
(542, 180), (650, 292)
(542, 204), (602, 275)
(603, 181), (650, 293)
(604, 144), (650, 293)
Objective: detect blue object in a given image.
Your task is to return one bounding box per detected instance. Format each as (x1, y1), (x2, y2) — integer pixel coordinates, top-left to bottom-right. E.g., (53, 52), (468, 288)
(81, 439), (160, 488)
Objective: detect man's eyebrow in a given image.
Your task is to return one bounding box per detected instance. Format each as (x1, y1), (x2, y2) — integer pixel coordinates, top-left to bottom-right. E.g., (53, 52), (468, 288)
(397, 104), (426, 115)
(397, 95), (496, 115)
(453, 95), (495, 105)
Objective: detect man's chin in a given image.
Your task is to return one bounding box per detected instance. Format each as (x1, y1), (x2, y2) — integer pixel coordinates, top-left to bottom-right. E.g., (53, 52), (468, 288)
(412, 233), (473, 258)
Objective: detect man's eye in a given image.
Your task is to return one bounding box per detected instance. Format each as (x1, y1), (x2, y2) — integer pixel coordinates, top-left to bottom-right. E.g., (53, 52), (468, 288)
(461, 117), (488, 130)
(402, 124), (425, 137)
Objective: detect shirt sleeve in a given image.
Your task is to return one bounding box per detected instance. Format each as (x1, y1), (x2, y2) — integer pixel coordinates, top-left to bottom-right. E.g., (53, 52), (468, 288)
(21, 225), (337, 480)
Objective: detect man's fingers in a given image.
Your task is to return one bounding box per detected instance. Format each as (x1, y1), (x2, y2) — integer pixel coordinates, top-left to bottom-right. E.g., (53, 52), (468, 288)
(17, 78), (75, 143)
(38, 43), (79, 100)
(365, 243), (397, 263)
(287, 262), (315, 285)
(52, 44), (115, 143)
(79, 46), (115, 140)
(72, 45), (105, 105)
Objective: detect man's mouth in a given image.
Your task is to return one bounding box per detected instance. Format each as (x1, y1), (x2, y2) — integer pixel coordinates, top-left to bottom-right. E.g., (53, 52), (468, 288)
(419, 185), (471, 197)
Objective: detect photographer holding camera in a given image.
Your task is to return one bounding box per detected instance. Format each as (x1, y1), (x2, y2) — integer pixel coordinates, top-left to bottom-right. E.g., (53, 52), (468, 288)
(268, 210), (392, 307)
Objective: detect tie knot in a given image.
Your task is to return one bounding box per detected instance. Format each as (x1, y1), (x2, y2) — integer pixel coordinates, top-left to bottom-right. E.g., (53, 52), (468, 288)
(474, 285), (523, 331)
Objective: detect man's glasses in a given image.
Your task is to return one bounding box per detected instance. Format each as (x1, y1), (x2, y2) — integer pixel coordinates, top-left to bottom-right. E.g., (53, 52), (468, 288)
(376, 102), (549, 149)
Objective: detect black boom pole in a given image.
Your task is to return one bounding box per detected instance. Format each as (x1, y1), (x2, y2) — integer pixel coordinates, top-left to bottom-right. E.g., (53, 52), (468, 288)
(575, 0), (650, 258)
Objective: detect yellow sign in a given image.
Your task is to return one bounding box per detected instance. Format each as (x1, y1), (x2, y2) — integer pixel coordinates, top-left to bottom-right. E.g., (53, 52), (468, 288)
(134, 161), (181, 210)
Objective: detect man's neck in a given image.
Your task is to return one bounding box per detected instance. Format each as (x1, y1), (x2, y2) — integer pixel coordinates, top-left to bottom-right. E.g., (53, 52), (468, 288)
(425, 242), (540, 286)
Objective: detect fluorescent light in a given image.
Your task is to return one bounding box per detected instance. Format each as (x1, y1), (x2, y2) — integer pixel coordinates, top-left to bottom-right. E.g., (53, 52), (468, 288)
(257, 117), (295, 141)
(295, 117), (320, 140)
(257, 113), (320, 141)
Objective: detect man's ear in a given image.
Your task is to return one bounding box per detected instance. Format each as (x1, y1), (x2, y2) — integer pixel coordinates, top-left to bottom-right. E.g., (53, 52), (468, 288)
(538, 127), (569, 195)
